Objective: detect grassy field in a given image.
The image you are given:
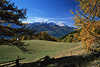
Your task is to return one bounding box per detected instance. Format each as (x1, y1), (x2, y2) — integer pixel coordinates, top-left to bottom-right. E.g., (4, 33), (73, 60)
(0, 40), (81, 63)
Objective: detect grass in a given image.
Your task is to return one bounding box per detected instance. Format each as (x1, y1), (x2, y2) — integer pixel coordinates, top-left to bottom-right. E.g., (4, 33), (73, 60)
(0, 40), (81, 63)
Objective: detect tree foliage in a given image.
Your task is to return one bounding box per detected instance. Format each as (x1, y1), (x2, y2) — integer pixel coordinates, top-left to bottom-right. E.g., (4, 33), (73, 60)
(0, 0), (26, 42)
(61, 30), (80, 42)
(73, 0), (100, 51)
(32, 32), (59, 42)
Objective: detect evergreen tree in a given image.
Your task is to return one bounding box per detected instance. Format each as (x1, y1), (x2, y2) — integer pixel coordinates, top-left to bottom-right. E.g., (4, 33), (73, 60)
(0, 0), (26, 42)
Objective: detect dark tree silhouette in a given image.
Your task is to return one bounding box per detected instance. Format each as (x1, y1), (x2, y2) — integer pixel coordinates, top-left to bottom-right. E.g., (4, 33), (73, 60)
(0, 0), (26, 43)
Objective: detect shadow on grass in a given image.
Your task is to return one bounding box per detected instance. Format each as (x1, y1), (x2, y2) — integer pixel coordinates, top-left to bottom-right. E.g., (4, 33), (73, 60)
(12, 41), (30, 53)
(0, 40), (31, 53)
(20, 51), (100, 67)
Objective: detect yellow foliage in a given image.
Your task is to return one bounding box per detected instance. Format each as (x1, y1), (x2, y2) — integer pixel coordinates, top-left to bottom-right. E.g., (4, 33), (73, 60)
(70, 10), (74, 14)
(79, 21), (100, 51)
(74, 0), (100, 51)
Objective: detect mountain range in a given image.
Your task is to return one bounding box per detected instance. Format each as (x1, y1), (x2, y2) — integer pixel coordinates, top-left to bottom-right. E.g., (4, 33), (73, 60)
(25, 22), (75, 38)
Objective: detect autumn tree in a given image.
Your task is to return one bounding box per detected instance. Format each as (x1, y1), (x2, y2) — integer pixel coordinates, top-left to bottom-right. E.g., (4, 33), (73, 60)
(0, 0), (26, 42)
(18, 28), (36, 40)
(73, 0), (100, 52)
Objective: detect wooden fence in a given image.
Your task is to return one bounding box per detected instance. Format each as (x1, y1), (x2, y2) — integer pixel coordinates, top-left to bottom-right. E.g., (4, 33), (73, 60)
(0, 58), (25, 67)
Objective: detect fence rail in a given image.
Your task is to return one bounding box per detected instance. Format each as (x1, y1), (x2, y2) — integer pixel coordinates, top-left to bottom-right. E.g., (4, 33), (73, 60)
(0, 58), (25, 67)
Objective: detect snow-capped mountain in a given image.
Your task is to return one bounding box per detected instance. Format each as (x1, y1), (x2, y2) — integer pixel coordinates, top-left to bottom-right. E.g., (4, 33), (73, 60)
(25, 22), (74, 38)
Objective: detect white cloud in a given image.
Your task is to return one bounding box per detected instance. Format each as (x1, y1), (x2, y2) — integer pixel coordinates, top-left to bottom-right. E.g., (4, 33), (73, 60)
(33, 17), (49, 22)
(22, 16), (75, 27)
(56, 21), (65, 26)
(23, 17), (49, 23)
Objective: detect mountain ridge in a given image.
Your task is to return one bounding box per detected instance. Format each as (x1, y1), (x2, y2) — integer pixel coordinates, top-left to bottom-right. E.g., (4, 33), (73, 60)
(25, 22), (74, 38)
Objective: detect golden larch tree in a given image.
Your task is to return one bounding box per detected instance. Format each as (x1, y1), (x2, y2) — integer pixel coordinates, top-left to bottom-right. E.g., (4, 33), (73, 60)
(73, 0), (100, 52)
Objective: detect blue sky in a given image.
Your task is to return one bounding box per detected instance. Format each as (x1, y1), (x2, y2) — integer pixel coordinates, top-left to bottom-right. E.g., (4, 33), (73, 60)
(13, 0), (77, 27)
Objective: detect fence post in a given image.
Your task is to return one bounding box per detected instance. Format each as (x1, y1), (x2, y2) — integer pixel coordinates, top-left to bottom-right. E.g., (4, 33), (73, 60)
(15, 56), (20, 67)
(70, 51), (72, 56)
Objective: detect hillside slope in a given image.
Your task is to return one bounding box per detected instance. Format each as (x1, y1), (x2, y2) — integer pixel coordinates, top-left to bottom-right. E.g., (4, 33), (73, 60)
(0, 40), (82, 63)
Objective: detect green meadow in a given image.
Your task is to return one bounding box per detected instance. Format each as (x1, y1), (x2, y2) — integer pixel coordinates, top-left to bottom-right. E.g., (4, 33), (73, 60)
(0, 40), (81, 63)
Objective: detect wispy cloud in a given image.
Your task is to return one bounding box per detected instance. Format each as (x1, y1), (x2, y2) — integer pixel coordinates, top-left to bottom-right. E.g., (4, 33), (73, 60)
(22, 16), (75, 27)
